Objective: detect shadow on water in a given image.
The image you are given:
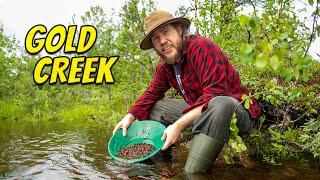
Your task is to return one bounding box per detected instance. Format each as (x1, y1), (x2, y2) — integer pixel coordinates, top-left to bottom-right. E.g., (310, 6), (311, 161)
(0, 120), (319, 179)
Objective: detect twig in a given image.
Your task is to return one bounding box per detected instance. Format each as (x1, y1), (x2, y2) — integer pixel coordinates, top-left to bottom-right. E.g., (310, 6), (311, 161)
(276, 105), (280, 127)
(247, 28), (251, 43)
(290, 110), (309, 124)
(304, 2), (319, 57)
(280, 105), (291, 132)
(248, 0), (256, 11)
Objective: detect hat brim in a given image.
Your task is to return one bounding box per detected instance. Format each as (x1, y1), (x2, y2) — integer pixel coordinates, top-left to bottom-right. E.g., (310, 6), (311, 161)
(140, 17), (190, 50)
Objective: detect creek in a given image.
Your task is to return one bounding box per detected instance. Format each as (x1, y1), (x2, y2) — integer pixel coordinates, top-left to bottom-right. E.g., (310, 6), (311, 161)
(0, 120), (319, 179)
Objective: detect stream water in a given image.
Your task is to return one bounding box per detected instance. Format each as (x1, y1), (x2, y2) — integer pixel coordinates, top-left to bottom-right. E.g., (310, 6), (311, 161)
(0, 120), (319, 179)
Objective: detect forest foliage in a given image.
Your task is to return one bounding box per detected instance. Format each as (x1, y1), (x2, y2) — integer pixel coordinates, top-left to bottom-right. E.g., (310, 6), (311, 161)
(0, 0), (319, 163)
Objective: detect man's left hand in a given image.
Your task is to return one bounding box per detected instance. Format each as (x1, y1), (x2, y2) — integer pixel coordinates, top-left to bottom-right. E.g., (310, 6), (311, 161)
(161, 123), (181, 150)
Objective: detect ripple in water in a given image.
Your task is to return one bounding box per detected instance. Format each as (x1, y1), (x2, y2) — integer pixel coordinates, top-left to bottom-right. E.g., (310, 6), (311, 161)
(0, 120), (319, 179)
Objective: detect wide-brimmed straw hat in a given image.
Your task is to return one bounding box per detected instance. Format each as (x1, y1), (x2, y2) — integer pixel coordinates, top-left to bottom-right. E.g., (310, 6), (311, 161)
(140, 10), (191, 50)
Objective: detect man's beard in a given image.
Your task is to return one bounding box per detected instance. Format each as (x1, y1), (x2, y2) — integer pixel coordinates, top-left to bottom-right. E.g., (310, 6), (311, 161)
(155, 39), (183, 65)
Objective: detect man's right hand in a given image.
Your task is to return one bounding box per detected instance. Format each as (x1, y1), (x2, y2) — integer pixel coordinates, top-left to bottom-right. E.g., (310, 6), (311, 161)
(112, 113), (136, 136)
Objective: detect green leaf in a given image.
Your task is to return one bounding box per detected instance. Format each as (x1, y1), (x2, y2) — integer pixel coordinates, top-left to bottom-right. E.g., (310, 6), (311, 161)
(241, 54), (254, 63)
(239, 144), (247, 151)
(284, 68), (294, 82)
(269, 55), (280, 70)
(255, 53), (268, 68)
(223, 155), (230, 163)
(230, 122), (237, 131)
(308, 0), (314, 5)
(276, 48), (286, 60)
(249, 16), (260, 28)
(231, 142), (237, 149)
(239, 14), (249, 26)
(271, 39), (278, 45)
(230, 117), (238, 131)
(244, 99), (250, 109)
(317, 25), (320, 37)
(241, 94), (249, 101)
(260, 39), (268, 51)
(293, 68), (300, 81)
(310, 108), (317, 114)
(241, 43), (254, 54)
(280, 32), (289, 40)
(232, 113), (236, 119)
(262, 13), (269, 21)
(260, 40), (273, 53)
(259, 116), (266, 124)
(236, 136), (243, 142)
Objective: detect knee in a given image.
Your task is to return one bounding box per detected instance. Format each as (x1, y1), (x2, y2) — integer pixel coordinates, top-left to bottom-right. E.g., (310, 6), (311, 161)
(150, 99), (172, 126)
(205, 96), (237, 127)
(150, 100), (165, 122)
(207, 96), (236, 115)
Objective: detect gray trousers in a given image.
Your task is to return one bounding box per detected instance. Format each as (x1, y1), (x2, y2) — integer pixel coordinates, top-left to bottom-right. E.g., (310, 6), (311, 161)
(150, 96), (255, 143)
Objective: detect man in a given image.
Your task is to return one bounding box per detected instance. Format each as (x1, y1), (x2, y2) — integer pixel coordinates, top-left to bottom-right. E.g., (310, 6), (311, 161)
(112, 10), (260, 173)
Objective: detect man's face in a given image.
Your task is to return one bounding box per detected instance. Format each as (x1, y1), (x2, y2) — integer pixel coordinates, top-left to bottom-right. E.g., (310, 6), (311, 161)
(151, 24), (183, 64)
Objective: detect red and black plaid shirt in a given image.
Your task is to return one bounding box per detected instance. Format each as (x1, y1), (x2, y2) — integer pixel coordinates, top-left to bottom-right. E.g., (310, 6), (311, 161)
(128, 35), (261, 120)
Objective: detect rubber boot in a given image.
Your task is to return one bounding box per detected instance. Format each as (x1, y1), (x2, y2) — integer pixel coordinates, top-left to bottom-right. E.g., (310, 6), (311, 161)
(184, 133), (224, 173)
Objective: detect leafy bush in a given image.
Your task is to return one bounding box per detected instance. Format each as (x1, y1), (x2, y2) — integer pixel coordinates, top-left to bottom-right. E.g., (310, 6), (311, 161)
(0, 99), (26, 120)
(298, 117), (320, 158)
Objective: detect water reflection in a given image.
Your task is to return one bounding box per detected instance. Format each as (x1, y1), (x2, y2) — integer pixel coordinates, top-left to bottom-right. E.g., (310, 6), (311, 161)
(0, 120), (319, 179)
(0, 121), (110, 179)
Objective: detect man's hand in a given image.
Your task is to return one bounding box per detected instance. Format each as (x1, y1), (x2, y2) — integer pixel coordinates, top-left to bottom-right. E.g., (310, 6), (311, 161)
(112, 113), (136, 136)
(160, 104), (204, 151)
(161, 123), (182, 151)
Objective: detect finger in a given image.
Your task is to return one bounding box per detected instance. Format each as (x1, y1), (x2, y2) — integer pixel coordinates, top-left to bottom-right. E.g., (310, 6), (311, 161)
(112, 123), (121, 135)
(122, 127), (127, 137)
(161, 132), (167, 141)
(161, 139), (170, 151)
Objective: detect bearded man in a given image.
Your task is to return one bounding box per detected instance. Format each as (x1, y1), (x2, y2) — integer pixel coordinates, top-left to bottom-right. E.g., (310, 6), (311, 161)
(112, 10), (260, 173)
